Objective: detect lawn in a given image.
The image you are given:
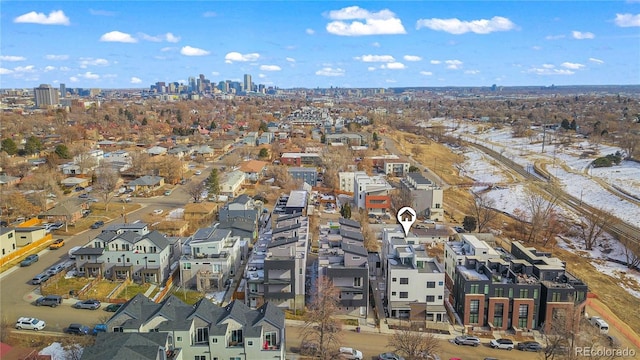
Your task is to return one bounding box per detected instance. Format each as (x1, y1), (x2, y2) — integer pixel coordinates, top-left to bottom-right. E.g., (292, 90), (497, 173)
(116, 282), (151, 299)
(83, 280), (120, 299)
(41, 276), (91, 297)
(172, 288), (205, 305)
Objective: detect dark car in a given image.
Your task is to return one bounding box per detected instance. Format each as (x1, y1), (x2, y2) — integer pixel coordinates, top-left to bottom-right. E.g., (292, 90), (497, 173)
(20, 254), (39, 267)
(35, 295), (62, 307)
(104, 303), (122, 312)
(66, 323), (90, 335)
(74, 299), (101, 310)
(517, 341), (543, 352)
(90, 221), (104, 229)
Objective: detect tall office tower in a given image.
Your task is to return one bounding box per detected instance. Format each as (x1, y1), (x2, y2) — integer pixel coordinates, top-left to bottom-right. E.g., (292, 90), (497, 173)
(199, 74), (205, 93)
(188, 77), (196, 92)
(34, 84), (60, 107)
(59, 83), (66, 98)
(243, 74), (252, 93)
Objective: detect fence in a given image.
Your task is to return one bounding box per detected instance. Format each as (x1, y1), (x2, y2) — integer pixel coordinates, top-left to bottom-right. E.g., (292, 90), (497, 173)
(0, 233), (53, 268)
(586, 297), (640, 349)
(154, 267), (179, 302)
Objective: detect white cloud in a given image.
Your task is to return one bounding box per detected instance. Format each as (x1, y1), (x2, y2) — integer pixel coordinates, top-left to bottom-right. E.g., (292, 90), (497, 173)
(44, 66), (56, 72)
(59, 66), (70, 71)
(89, 9), (116, 16)
(286, 57), (296, 63)
(224, 52), (259, 63)
(430, 60), (441, 65)
(45, 54), (68, 60)
(79, 58), (109, 68)
(315, 67), (345, 76)
(561, 62), (585, 70)
(258, 74), (267, 78)
(385, 79), (397, 83)
(368, 66), (376, 71)
(203, 11), (217, 17)
(384, 62), (406, 69)
(372, 42), (381, 47)
(181, 46), (210, 56)
(532, 46), (542, 51)
(69, 76), (79, 82)
(527, 67), (575, 75)
(100, 31), (137, 43)
(0, 68), (13, 75)
(545, 34), (565, 40)
(464, 70), (480, 74)
(81, 72), (100, 80)
(14, 65), (35, 72)
(614, 13), (640, 27)
(542, 64), (555, 69)
(211, 71), (220, 76)
(572, 31), (595, 39)
(403, 55), (422, 62)
(139, 32), (181, 43)
(416, 16), (515, 34)
(260, 65), (282, 71)
(160, 47), (175, 52)
(0, 55), (26, 62)
(165, 33), (180, 43)
(325, 6), (406, 36)
(130, 77), (142, 84)
(355, 54), (395, 62)
(306, 28), (315, 35)
(445, 59), (463, 69)
(589, 58), (604, 64)
(420, 71), (433, 76)
(14, 10), (70, 25)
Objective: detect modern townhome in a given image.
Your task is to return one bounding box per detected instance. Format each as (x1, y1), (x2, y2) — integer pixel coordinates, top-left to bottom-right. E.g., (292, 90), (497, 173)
(381, 228), (447, 323)
(218, 194), (263, 225)
(245, 213), (309, 311)
(399, 172), (444, 221)
(180, 224), (243, 292)
(103, 294), (286, 360)
(81, 332), (182, 360)
(452, 241), (588, 334)
(73, 222), (175, 284)
(443, 234), (501, 289)
(317, 218), (369, 318)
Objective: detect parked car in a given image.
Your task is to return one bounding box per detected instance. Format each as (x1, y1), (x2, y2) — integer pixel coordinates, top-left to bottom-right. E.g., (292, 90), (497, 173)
(490, 338), (514, 350)
(379, 352), (406, 360)
(50, 221), (64, 230)
(517, 341), (543, 352)
(65, 323), (90, 335)
(91, 221), (104, 229)
(31, 273), (51, 285)
(299, 341), (318, 356)
(35, 295), (62, 307)
(194, 170), (202, 175)
(104, 303), (123, 312)
(92, 324), (107, 335)
(121, 197), (132, 203)
(50, 238), (65, 249)
(339, 347), (363, 360)
(78, 193), (89, 199)
(164, 190), (172, 196)
(606, 335), (620, 347)
(454, 335), (481, 347)
(82, 209), (91, 217)
(74, 299), (101, 310)
(20, 254), (39, 267)
(153, 209), (164, 215)
(15, 317), (46, 331)
(46, 264), (66, 275)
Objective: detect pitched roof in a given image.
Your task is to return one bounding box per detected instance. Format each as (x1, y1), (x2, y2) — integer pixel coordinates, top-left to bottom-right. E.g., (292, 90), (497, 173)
(342, 243), (368, 257)
(239, 160), (268, 173)
(184, 202), (216, 213)
(81, 332), (169, 360)
(129, 175), (163, 186)
(339, 217), (360, 229)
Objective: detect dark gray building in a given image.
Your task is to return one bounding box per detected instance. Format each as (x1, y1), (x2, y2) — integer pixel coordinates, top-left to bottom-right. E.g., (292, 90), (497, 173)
(288, 167), (318, 187)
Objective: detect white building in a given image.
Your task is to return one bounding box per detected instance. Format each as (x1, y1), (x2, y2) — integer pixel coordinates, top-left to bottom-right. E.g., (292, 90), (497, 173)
(443, 234), (501, 286)
(353, 172), (392, 211)
(220, 170), (246, 197)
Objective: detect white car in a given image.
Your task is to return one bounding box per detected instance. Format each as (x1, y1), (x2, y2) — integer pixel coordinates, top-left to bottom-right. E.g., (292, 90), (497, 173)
(153, 209), (164, 215)
(194, 170), (202, 175)
(339, 347), (363, 360)
(15, 317), (46, 331)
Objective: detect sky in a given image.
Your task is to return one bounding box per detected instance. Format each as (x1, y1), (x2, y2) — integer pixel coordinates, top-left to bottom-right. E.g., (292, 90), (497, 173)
(1, 1), (639, 89)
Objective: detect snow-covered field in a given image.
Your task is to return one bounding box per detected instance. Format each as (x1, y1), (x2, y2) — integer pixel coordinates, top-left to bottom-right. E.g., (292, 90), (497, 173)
(433, 118), (640, 298)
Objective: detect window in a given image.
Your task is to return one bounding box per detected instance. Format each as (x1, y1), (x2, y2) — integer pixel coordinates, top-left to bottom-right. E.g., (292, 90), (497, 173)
(426, 295), (435, 302)
(176, 337), (182, 342)
(212, 338), (217, 343)
(426, 281), (435, 288)
(469, 284), (479, 294)
(438, 295), (443, 300)
(392, 278), (397, 282)
(551, 292), (561, 302)
(493, 303), (504, 328)
(399, 292), (408, 299)
(195, 356), (206, 360)
(438, 281), (444, 286)
(229, 357), (241, 360)
(400, 278), (409, 284)
(484, 285), (489, 294)
(195, 327), (208, 344)
(508, 288), (513, 298)
(469, 300), (480, 324)
(519, 289), (528, 298)
(533, 289), (539, 299)
(354, 277), (362, 287)
(391, 291), (396, 296)
(518, 304), (529, 328)
(265, 331), (277, 346)
(247, 340), (253, 346)
(183, 263), (191, 270)
(231, 329), (243, 344)
(576, 291), (585, 302)
(494, 287), (504, 297)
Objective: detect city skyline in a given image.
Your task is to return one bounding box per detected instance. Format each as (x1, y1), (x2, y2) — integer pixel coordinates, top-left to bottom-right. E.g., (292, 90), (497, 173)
(1, 1), (639, 89)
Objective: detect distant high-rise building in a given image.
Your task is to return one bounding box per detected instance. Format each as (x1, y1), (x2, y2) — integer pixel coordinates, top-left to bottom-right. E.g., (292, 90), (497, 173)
(188, 77), (196, 92)
(199, 74), (205, 93)
(59, 83), (66, 98)
(244, 74), (252, 93)
(34, 84), (59, 107)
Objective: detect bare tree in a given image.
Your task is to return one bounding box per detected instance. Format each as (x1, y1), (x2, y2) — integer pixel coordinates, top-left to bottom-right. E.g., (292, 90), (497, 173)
(301, 276), (343, 360)
(469, 191), (499, 232)
(222, 152), (241, 168)
(388, 328), (440, 360)
(74, 152), (98, 175)
(579, 208), (617, 250)
(619, 235), (640, 270)
(353, 210), (378, 251)
(128, 150), (150, 177)
(524, 189), (558, 243)
(93, 162), (121, 211)
(20, 169), (61, 211)
(184, 179), (206, 203)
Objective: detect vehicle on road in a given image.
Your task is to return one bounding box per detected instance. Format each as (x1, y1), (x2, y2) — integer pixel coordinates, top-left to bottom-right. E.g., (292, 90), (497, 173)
(31, 273), (51, 285)
(35, 295), (62, 307)
(164, 190), (172, 196)
(454, 335), (481, 347)
(15, 317), (46, 331)
(20, 254), (39, 267)
(378, 352), (406, 360)
(490, 338), (514, 350)
(74, 299), (101, 310)
(91, 221), (104, 229)
(121, 197), (132, 203)
(46, 264), (65, 275)
(65, 323), (90, 335)
(299, 341), (318, 356)
(339, 347), (363, 360)
(517, 341), (543, 352)
(104, 303), (123, 312)
(153, 209), (164, 215)
(194, 170), (202, 175)
(49, 238), (64, 249)
(50, 221), (64, 230)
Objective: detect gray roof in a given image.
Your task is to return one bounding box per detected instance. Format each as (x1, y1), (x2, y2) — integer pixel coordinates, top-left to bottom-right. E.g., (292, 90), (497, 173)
(272, 222), (301, 235)
(340, 229), (364, 242)
(74, 247), (105, 256)
(129, 175), (163, 186)
(268, 236), (297, 248)
(342, 243), (368, 257)
(276, 213), (303, 222)
(232, 194), (251, 205)
(192, 227), (231, 244)
(339, 218), (361, 229)
(81, 332), (170, 360)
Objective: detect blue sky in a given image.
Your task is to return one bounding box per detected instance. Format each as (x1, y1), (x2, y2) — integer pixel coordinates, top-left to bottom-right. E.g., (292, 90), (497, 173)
(1, 1), (639, 89)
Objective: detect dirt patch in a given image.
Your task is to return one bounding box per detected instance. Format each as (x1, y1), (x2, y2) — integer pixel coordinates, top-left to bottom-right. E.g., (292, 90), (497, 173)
(41, 276), (91, 297)
(83, 280), (120, 299)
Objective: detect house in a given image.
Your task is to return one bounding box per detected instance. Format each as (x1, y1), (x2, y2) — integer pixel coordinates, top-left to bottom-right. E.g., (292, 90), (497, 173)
(288, 167), (317, 187)
(443, 234), (501, 288)
(0, 174), (20, 187)
(127, 175), (165, 192)
(60, 176), (91, 189)
(183, 202), (217, 221)
(354, 173), (392, 215)
(238, 160), (268, 182)
(257, 132), (273, 145)
(0, 227), (16, 258)
(103, 294), (286, 360)
(280, 152), (322, 166)
(192, 145), (215, 158)
(218, 218), (257, 244)
(219, 170), (245, 198)
(40, 198), (87, 224)
(243, 132), (258, 146)
(146, 145), (168, 156)
(81, 332), (181, 360)
(325, 133), (365, 146)
(180, 225), (242, 292)
(217, 194), (262, 224)
(383, 158), (411, 177)
(14, 227), (48, 246)
(400, 172), (444, 220)
(74, 223), (174, 284)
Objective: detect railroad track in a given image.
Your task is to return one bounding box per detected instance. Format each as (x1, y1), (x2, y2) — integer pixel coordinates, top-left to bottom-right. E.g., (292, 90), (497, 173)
(468, 142), (640, 243)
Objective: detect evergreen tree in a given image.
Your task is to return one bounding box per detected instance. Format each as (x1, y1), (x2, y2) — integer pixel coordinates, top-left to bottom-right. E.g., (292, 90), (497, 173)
(259, 121), (268, 132)
(340, 203), (352, 219)
(258, 148), (269, 158)
(560, 118), (571, 130)
(24, 136), (43, 155)
(206, 168), (220, 195)
(1, 138), (18, 155)
(54, 144), (71, 159)
(570, 119), (577, 130)
(463, 216), (477, 232)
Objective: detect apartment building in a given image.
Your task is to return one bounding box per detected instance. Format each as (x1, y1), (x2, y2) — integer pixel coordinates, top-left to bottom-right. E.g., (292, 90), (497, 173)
(219, 170), (246, 198)
(340, 172), (393, 215)
(104, 294), (286, 360)
(317, 218), (369, 317)
(383, 158), (411, 177)
(399, 172), (444, 220)
(443, 234), (501, 288)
